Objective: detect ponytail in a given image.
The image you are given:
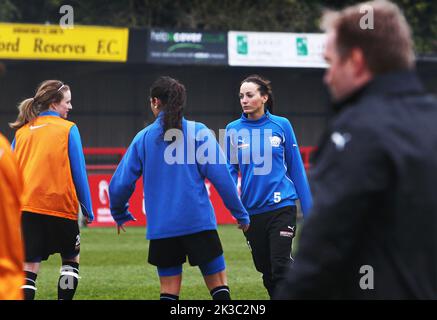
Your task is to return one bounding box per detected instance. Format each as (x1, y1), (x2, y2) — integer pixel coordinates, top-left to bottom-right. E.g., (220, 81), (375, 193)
(9, 98), (37, 129)
(150, 76), (186, 137)
(162, 81), (185, 133)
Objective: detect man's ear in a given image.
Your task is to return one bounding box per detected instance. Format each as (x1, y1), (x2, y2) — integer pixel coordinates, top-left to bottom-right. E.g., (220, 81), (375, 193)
(350, 47), (368, 75)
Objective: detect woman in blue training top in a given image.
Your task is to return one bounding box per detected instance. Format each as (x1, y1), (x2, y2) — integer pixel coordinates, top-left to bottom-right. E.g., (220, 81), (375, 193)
(109, 76), (250, 301)
(225, 74), (312, 298)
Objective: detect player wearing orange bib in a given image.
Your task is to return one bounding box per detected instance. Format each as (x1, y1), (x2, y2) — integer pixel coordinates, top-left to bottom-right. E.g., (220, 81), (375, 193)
(10, 80), (94, 300)
(0, 133), (24, 300)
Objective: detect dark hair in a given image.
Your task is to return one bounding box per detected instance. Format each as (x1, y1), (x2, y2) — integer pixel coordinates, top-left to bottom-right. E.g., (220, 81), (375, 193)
(9, 80), (70, 129)
(240, 74), (274, 113)
(321, 0), (414, 74)
(150, 76), (186, 134)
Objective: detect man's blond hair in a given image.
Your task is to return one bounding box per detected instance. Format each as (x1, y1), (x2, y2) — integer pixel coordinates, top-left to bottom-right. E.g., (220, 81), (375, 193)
(321, 0), (415, 74)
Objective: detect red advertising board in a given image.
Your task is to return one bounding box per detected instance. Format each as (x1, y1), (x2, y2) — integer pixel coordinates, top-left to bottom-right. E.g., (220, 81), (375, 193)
(88, 174), (238, 227)
(85, 146), (315, 228)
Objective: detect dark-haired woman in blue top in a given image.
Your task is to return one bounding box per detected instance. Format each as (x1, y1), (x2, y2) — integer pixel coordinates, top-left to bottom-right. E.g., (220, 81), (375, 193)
(110, 76), (249, 300)
(225, 74), (312, 298)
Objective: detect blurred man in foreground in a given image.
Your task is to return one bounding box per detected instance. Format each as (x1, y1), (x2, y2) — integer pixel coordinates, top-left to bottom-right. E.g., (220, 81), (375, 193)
(276, 0), (437, 299)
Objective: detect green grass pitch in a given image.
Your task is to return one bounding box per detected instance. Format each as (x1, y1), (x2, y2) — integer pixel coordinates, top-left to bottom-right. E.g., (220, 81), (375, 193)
(34, 224), (302, 300)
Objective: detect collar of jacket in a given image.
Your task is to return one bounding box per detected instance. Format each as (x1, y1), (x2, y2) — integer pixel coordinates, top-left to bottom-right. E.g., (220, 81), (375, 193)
(154, 111), (186, 126)
(155, 110), (164, 120)
(331, 70), (424, 113)
(39, 110), (61, 117)
(240, 110), (271, 126)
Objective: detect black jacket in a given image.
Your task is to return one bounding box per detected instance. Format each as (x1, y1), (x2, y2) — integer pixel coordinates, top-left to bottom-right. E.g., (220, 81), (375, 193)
(276, 71), (437, 299)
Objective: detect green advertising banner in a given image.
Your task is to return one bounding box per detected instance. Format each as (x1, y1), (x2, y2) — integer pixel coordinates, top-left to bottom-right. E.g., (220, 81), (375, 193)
(147, 29), (227, 65)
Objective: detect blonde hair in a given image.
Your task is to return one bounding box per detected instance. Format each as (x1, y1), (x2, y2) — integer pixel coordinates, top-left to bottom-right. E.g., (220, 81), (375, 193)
(9, 80), (70, 129)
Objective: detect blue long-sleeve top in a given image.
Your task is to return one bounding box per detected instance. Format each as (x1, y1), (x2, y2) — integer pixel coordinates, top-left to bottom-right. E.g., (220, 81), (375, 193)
(109, 112), (250, 240)
(12, 111), (94, 221)
(225, 110), (313, 217)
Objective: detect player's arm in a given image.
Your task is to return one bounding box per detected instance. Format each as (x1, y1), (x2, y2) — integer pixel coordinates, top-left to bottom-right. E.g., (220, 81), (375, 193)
(109, 133), (143, 228)
(68, 125), (94, 223)
(224, 126), (240, 186)
(197, 126), (249, 230)
(283, 119), (313, 217)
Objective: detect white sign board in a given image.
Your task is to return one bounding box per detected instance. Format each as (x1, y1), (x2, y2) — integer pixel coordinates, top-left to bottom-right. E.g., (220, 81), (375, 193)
(228, 31), (327, 68)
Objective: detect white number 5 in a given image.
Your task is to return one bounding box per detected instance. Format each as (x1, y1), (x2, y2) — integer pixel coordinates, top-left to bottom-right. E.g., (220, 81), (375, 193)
(274, 192), (281, 203)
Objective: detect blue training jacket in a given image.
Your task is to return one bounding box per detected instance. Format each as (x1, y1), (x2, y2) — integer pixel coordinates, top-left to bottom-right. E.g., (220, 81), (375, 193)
(225, 111), (312, 217)
(109, 112), (250, 240)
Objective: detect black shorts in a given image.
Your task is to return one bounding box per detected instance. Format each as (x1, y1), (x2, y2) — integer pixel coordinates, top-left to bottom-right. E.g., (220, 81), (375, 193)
(21, 211), (80, 262)
(148, 230), (223, 268)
